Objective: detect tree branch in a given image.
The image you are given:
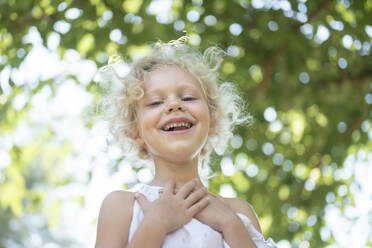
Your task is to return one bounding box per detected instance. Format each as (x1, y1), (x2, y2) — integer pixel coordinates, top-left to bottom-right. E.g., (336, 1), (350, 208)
(342, 116), (363, 144)
(307, 0), (332, 24)
(318, 69), (372, 88)
(252, 0), (333, 99)
(253, 45), (287, 98)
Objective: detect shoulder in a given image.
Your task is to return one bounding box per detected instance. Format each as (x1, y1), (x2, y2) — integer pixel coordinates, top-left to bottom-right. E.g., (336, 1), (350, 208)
(98, 190), (136, 222)
(100, 190), (136, 210)
(222, 196), (262, 233)
(95, 190), (136, 247)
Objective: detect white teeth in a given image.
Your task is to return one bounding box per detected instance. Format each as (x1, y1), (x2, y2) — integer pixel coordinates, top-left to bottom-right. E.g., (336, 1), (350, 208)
(164, 122), (192, 131)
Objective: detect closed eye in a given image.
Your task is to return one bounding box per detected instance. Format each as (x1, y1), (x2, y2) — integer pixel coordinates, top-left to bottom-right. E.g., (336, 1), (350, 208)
(182, 97), (196, 101)
(148, 101), (163, 106)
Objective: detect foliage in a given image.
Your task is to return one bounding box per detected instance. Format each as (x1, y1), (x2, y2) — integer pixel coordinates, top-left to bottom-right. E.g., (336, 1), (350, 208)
(0, 0), (371, 247)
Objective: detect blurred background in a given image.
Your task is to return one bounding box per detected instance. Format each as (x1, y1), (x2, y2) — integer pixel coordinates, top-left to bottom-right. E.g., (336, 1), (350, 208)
(0, 0), (371, 247)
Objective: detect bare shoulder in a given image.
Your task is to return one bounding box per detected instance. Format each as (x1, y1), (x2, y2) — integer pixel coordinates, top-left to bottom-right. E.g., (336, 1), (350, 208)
(100, 190), (135, 210)
(222, 196), (262, 233)
(96, 190), (136, 248)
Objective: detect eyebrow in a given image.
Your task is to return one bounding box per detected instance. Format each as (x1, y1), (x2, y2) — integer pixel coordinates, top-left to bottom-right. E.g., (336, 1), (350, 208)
(144, 83), (200, 95)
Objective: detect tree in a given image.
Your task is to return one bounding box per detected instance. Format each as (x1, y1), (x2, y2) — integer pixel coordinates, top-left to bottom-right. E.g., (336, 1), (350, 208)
(0, 0), (371, 247)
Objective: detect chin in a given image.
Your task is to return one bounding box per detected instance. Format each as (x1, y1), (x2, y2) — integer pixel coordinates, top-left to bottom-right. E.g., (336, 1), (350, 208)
(147, 140), (207, 163)
(166, 156), (198, 165)
(160, 148), (202, 164)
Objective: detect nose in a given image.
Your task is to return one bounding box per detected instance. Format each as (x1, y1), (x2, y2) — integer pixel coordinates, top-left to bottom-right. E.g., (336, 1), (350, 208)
(166, 100), (185, 114)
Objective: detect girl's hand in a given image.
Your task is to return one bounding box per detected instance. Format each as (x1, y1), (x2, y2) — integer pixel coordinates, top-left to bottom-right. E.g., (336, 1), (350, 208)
(195, 193), (238, 233)
(135, 179), (210, 234)
(158, 183), (237, 233)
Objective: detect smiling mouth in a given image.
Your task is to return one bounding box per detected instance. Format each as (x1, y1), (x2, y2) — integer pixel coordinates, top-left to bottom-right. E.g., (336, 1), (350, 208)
(162, 122), (194, 132)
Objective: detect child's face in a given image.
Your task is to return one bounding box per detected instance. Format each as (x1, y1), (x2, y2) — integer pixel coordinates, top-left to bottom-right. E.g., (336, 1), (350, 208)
(135, 65), (215, 164)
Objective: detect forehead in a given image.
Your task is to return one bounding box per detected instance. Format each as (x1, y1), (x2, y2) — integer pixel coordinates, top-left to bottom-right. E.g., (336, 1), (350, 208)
(142, 65), (202, 94)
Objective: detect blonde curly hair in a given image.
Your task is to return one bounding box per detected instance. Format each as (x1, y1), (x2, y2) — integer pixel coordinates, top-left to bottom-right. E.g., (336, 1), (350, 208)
(95, 37), (253, 168)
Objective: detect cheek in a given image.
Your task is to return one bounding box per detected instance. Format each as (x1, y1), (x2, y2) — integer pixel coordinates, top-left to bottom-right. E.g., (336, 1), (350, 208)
(194, 104), (211, 122)
(139, 109), (160, 130)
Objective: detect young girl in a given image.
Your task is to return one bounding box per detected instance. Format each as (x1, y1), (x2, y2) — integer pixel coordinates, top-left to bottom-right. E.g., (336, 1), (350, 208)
(94, 37), (277, 248)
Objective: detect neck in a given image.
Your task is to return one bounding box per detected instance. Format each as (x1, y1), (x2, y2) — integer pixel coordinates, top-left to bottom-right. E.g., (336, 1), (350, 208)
(149, 156), (202, 188)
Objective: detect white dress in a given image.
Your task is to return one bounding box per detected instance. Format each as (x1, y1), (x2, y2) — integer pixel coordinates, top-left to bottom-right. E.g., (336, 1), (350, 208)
(128, 184), (277, 248)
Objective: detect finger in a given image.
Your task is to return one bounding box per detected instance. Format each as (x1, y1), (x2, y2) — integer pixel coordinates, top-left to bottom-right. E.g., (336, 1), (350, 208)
(135, 192), (149, 210)
(177, 178), (197, 199)
(163, 180), (175, 195)
(185, 187), (208, 207)
(187, 196), (210, 216)
(159, 188), (178, 196)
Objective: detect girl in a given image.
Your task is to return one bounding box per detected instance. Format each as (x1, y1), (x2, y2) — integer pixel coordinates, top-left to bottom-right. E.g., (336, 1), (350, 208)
(94, 37), (277, 248)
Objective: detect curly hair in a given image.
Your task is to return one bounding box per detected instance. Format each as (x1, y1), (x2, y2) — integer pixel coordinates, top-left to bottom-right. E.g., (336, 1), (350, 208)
(95, 37), (253, 168)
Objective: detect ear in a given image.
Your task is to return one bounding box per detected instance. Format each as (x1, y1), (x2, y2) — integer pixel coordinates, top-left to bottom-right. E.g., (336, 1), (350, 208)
(129, 127), (145, 147)
(208, 117), (217, 135)
(135, 136), (145, 147)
